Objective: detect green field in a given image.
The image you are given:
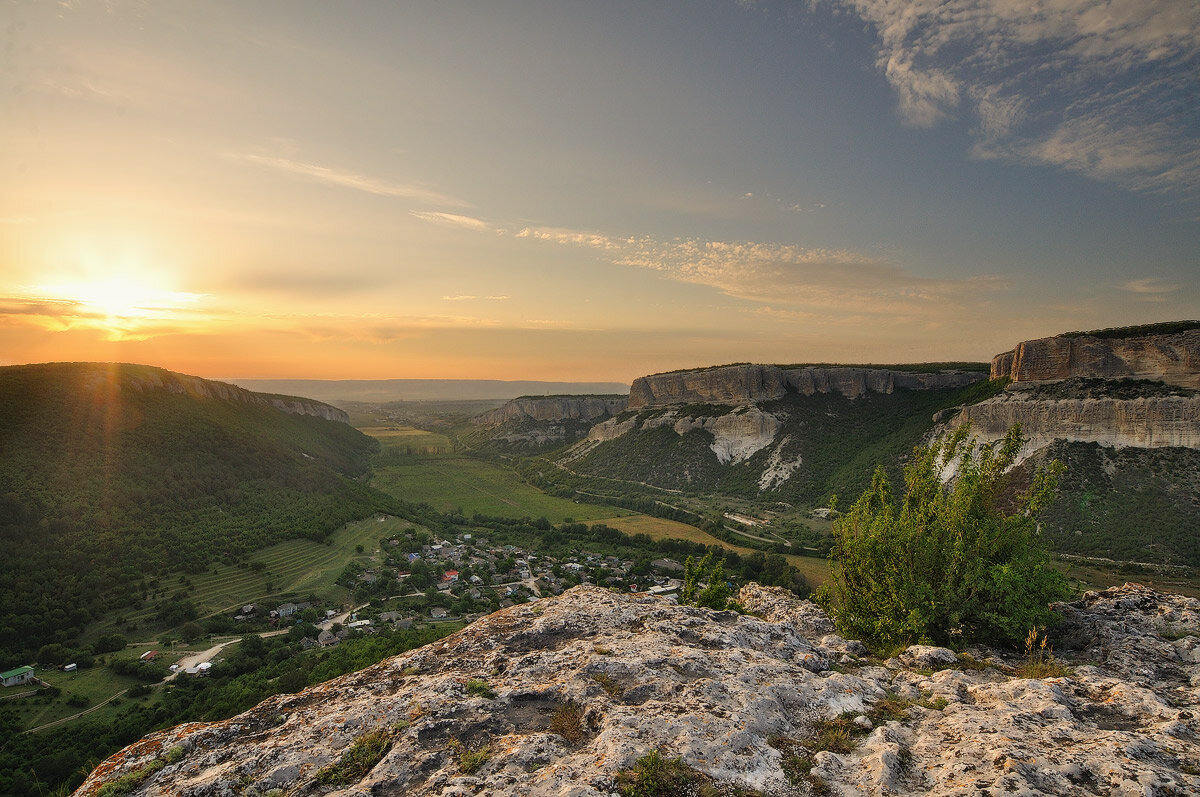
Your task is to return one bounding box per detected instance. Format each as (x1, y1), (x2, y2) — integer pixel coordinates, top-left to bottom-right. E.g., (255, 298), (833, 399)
(83, 515), (425, 644)
(362, 425), (453, 453)
(371, 457), (632, 522)
(594, 514), (831, 586)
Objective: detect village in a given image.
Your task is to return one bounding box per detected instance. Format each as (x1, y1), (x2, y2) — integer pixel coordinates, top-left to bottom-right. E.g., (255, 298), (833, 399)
(242, 526), (688, 651)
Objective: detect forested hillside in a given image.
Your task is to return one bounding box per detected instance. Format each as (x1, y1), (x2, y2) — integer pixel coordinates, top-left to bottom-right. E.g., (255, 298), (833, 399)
(0, 363), (396, 666)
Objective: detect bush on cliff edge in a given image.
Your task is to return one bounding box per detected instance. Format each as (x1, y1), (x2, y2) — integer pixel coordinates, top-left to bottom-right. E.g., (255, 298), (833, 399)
(826, 424), (1069, 648)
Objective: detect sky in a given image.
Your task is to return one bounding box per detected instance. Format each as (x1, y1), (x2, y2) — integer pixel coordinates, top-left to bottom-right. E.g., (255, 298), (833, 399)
(2, 0), (1197, 382)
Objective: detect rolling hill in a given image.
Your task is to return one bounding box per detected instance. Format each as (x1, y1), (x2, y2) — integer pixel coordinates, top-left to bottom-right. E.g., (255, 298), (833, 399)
(0, 363), (398, 666)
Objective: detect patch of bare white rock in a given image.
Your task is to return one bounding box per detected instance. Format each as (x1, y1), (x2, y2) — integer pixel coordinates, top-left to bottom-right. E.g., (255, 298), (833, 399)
(76, 583), (1200, 796)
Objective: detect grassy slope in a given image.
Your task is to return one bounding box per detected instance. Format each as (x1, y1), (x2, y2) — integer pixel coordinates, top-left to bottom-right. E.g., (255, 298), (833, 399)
(370, 456), (631, 522)
(0, 362), (395, 665)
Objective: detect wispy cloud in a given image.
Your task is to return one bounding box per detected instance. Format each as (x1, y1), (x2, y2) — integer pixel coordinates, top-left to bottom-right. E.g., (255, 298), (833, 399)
(441, 295), (510, 302)
(517, 225), (1003, 314)
(832, 0), (1200, 192)
(1120, 277), (1179, 301)
(410, 211), (494, 231)
(237, 154), (470, 207)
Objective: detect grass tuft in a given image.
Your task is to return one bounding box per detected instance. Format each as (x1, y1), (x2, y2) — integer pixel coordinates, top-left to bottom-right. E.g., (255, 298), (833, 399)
(549, 701), (586, 744)
(465, 678), (497, 699)
(314, 727), (394, 786)
(448, 737), (490, 774)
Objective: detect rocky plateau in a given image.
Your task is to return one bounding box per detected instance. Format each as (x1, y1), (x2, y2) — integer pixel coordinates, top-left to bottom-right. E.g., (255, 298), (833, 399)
(473, 397), (628, 427)
(76, 583), (1200, 797)
(628, 365), (985, 409)
(991, 329), (1200, 388)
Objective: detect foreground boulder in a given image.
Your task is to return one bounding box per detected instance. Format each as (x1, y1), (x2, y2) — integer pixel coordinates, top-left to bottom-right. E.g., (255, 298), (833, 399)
(75, 583), (1200, 796)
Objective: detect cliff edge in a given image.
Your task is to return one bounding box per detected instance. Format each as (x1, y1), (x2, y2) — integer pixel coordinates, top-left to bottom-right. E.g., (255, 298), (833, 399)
(75, 583), (1200, 796)
(629, 364), (985, 408)
(991, 326), (1200, 388)
(66, 362), (351, 423)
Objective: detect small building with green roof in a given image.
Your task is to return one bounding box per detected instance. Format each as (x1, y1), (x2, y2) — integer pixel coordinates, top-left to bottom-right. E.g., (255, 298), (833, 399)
(1, 665), (35, 687)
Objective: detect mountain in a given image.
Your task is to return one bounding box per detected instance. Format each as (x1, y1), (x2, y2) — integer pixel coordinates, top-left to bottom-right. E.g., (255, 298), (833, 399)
(551, 363), (998, 505)
(226, 378), (631, 404)
(74, 582), (1200, 796)
(0, 363), (395, 665)
(468, 322), (1200, 566)
(935, 323), (1200, 565)
(462, 395), (629, 453)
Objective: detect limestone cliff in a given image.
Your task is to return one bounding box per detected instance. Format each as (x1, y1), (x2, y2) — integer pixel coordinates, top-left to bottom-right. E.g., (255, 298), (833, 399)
(628, 364), (985, 408)
(76, 583), (1200, 797)
(940, 379), (1200, 452)
(991, 327), (1200, 387)
(473, 395), (627, 426)
(585, 405), (783, 464)
(78, 363), (351, 423)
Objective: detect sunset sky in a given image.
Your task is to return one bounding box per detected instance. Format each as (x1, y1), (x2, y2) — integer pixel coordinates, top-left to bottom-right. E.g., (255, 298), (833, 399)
(2, 0), (1197, 382)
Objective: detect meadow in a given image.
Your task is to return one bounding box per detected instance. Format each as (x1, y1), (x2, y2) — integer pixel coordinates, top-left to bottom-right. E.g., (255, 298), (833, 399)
(593, 514), (831, 585)
(370, 456), (632, 523)
(81, 515), (424, 646)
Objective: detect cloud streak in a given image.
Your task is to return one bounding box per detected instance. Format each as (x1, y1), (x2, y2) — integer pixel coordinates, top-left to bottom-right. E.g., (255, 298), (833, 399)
(410, 211), (494, 231)
(517, 225), (1003, 315)
(832, 0), (1200, 192)
(238, 155), (470, 207)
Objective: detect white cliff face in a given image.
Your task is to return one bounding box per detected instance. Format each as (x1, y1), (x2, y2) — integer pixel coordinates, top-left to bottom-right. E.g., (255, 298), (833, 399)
(759, 435), (803, 490)
(627, 364), (985, 408)
(937, 388), (1200, 460)
(585, 407), (781, 464)
(671, 407), (783, 464)
(76, 583), (1200, 797)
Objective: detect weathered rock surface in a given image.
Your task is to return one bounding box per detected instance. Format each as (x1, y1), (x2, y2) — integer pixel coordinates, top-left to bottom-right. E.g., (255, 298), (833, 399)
(940, 382), (1200, 452)
(628, 365), (985, 408)
(76, 583), (1200, 797)
(991, 328), (1200, 388)
(473, 396), (627, 427)
(586, 405), (783, 464)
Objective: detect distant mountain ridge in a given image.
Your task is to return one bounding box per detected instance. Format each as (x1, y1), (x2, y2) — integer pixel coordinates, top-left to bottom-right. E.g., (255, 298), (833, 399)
(227, 378), (630, 404)
(42, 361), (351, 423)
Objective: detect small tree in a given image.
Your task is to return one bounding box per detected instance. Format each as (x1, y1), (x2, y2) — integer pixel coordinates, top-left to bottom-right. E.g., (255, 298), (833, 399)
(681, 552), (734, 610)
(827, 424), (1068, 648)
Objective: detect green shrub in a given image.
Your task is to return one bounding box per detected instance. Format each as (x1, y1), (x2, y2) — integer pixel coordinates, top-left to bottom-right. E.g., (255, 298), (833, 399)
(615, 750), (701, 797)
(826, 424), (1070, 648)
(465, 678), (496, 699)
(96, 759), (165, 797)
(448, 737), (490, 774)
(314, 728), (394, 786)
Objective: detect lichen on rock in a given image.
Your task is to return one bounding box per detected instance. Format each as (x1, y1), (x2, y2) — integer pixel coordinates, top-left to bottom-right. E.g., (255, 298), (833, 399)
(75, 583), (1200, 796)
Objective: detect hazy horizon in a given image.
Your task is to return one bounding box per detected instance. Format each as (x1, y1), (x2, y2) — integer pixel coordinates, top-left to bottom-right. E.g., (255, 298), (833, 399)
(3, 1), (1197, 383)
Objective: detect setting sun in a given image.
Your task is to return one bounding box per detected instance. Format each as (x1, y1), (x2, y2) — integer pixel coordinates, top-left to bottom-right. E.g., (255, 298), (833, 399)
(24, 276), (206, 340)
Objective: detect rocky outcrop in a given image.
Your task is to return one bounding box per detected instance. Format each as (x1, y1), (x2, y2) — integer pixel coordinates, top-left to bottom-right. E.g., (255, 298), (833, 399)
(940, 381), (1200, 452)
(586, 405), (783, 464)
(76, 583), (1200, 797)
(784, 366), (984, 399)
(991, 328), (1200, 387)
(473, 396), (627, 427)
(76, 363), (350, 423)
(628, 364), (985, 408)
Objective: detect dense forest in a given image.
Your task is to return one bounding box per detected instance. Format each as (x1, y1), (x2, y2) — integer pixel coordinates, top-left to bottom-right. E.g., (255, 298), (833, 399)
(0, 363), (398, 666)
